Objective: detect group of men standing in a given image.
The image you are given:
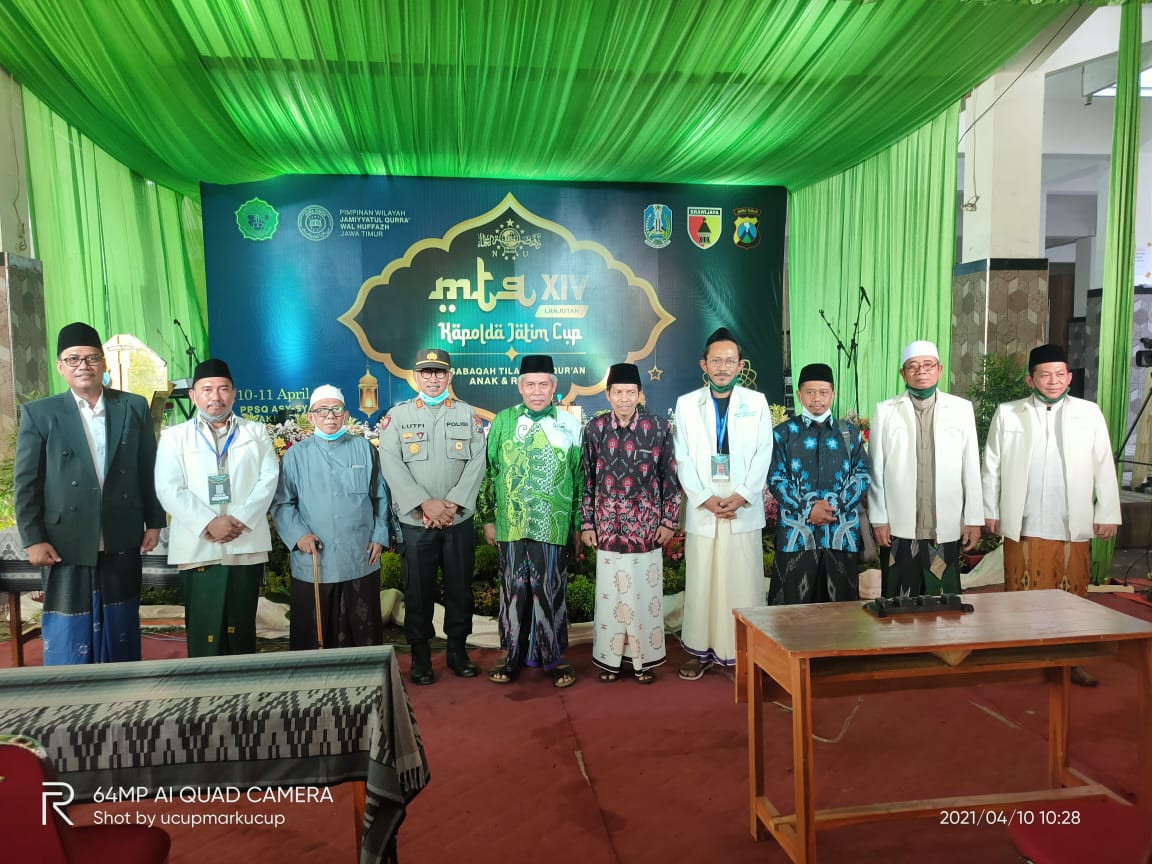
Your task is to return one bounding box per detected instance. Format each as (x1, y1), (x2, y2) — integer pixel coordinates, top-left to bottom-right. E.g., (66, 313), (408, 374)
(14, 321), (1123, 692)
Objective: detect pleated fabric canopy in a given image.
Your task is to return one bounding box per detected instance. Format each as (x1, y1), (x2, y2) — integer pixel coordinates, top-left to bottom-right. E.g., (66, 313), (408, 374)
(0, 0), (1084, 195)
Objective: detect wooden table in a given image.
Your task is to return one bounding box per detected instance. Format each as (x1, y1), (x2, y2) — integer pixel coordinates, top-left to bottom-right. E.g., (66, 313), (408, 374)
(0, 645), (429, 863)
(734, 590), (1152, 864)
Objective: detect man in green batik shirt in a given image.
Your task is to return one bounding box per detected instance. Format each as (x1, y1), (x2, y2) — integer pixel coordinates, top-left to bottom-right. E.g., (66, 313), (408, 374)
(479, 354), (583, 688)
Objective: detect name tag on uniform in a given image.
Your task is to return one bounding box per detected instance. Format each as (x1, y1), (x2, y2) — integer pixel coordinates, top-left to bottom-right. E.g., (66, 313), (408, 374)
(208, 473), (231, 504)
(711, 454), (730, 480)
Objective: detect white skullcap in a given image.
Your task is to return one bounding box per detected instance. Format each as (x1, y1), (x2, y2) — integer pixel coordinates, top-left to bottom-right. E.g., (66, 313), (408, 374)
(309, 384), (345, 408)
(900, 341), (939, 365)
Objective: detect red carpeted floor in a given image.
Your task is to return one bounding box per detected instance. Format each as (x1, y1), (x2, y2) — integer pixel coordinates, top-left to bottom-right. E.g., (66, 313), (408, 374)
(3, 594), (1150, 863)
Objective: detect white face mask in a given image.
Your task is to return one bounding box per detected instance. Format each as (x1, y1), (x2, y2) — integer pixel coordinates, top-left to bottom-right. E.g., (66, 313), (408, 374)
(801, 408), (832, 424)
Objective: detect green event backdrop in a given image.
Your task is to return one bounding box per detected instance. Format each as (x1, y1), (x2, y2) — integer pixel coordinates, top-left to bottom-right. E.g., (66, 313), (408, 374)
(788, 107), (960, 419)
(0, 0), (1071, 195)
(6, 0), (1127, 427)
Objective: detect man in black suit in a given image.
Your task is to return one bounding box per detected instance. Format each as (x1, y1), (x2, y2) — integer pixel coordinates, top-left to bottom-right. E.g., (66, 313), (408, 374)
(13, 321), (166, 664)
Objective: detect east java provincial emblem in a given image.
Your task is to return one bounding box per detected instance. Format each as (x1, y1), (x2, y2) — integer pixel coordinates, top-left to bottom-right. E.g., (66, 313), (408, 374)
(732, 207), (761, 249)
(687, 207), (722, 250)
(643, 204), (672, 249)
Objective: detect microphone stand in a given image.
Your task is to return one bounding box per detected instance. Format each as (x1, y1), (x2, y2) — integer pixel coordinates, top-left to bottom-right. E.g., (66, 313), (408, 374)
(817, 308), (852, 417)
(846, 287), (868, 417)
(173, 318), (199, 379)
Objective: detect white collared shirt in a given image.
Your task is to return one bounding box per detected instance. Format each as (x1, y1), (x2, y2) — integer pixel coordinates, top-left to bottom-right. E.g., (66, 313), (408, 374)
(1021, 396), (1069, 541)
(73, 389), (107, 488)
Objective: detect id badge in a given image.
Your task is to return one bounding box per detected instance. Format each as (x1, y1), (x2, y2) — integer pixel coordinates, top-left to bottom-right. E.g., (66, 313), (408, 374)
(207, 473), (232, 505)
(710, 454), (730, 481)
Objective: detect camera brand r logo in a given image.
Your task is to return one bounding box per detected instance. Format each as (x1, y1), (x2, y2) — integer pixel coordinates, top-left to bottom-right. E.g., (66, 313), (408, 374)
(42, 781), (75, 826)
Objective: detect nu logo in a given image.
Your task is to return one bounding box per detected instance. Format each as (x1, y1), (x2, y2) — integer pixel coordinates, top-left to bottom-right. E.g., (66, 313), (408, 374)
(42, 781), (75, 826)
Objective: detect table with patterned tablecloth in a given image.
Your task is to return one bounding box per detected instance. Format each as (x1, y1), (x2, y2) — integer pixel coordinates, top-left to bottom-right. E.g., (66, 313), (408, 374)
(0, 644), (429, 863)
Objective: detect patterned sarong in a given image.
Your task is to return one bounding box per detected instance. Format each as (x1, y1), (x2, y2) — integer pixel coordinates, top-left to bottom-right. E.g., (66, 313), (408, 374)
(1003, 537), (1091, 597)
(592, 549), (665, 675)
(182, 563), (263, 657)
(41, 552), (142, 665)
(497, 539), (569, 671)
(881, 537), (961, 597)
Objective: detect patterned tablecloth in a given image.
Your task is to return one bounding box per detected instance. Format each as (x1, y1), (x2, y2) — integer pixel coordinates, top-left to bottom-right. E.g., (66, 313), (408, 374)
(0, 645), (429, 863)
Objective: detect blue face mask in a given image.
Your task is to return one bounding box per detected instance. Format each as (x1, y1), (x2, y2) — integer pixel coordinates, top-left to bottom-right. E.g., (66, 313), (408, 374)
(421, 389), (449, 406)
(313, 426), (348, 441)
(801, 408), (832, 424)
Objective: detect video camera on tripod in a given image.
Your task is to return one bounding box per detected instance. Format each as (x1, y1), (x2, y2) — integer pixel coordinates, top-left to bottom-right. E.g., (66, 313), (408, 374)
(1135, 337), (1152, 368)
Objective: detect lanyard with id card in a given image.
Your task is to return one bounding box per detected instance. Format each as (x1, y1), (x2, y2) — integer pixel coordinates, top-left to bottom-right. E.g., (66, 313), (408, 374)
(711, 398), (730, 481)
(197, 422), (238, 505)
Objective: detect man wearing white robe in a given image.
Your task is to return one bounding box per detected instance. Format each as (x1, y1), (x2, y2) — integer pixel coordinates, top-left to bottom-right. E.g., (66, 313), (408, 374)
(983, 343), (1121, 686)
(673, 328), (773, 680)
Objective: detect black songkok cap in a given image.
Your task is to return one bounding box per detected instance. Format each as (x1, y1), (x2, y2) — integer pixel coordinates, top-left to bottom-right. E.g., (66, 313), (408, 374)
(705, 327), (739, 349)
(1028, 344), (1067, 372)
(798, 363), (835, 387)
(606, 363), (642, 389)
(193, 358), (233, 385)
(519, 355), (555, 375)
(57, 322), (102, 355)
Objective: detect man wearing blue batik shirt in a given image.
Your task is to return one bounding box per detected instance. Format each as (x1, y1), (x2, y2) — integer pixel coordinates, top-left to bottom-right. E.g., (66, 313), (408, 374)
(768, 363), (871, 604)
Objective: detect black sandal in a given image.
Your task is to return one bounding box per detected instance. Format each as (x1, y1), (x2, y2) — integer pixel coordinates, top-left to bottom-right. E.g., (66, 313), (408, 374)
(635, 670), (656, 685)
(598, 670), (620, 684)
(552, 663), (577, 689)
(488, 658), (517, 685)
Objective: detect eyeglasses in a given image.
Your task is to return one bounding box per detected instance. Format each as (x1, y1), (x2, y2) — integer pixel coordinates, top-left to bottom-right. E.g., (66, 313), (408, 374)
(707, 358), (741, 369)
(418, 369), (449, 379)
(60, 354), (104, 368)
(311, 406), (346, 417)
(903, 361), (939, 374)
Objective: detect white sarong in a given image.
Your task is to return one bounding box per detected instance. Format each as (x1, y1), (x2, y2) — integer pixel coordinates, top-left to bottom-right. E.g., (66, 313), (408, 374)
(681, 518), (764, 666)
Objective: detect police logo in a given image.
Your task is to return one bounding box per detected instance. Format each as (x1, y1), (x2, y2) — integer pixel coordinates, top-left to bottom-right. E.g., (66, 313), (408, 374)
(733, 207), (761, 249)
(426, 351), (438, 360)
(297, 205), (334, 242)
(379, 415), (391, 431)
(643, 204), (672, 249)
(409, 443), (420, 454)
(687, 207), (722, 250)
(454, 441), (464, 451)
(234, 198), (279, 242)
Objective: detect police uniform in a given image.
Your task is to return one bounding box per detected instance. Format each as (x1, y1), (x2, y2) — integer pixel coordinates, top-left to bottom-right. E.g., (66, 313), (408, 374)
(378, 352), (487, 682)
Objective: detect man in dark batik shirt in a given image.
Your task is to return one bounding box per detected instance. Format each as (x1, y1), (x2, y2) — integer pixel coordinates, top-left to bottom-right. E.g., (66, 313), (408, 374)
(768, 363), (870, 604)
(580, 363), (681, 684)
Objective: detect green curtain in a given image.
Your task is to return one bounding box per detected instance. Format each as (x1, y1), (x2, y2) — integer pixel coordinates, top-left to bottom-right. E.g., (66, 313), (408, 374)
(1093, 0), (1142, 579)
(22, 91), (208, 393)
(787, 106), (960, 418)
(0, 1), (1069, 195)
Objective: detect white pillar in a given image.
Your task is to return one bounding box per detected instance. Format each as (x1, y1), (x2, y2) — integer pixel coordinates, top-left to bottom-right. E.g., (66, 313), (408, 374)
(961, 68), (1046, 261)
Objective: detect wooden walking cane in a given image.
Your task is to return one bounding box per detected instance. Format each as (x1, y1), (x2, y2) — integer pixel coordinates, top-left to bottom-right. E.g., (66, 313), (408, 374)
(311, 547), (324, 649)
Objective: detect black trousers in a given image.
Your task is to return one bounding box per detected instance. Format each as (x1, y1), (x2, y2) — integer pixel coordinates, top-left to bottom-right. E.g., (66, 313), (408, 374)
(400, 517), (476, 644)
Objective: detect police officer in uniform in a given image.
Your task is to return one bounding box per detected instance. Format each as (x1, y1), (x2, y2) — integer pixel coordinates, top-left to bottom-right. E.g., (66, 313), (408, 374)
(379, 348), (488, 684)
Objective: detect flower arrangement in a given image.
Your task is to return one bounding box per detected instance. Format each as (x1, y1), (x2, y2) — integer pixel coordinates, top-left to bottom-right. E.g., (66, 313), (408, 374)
(843, 410), (870, 444)
(266, 413), (379, 457)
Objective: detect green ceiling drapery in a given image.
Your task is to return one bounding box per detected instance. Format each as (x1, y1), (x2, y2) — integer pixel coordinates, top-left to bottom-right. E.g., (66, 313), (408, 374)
(788, 106), (961, 419)
(23, 91), (207, 394)
(1093, 0), (1142, 580)
(0, 1), (1068, 196)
